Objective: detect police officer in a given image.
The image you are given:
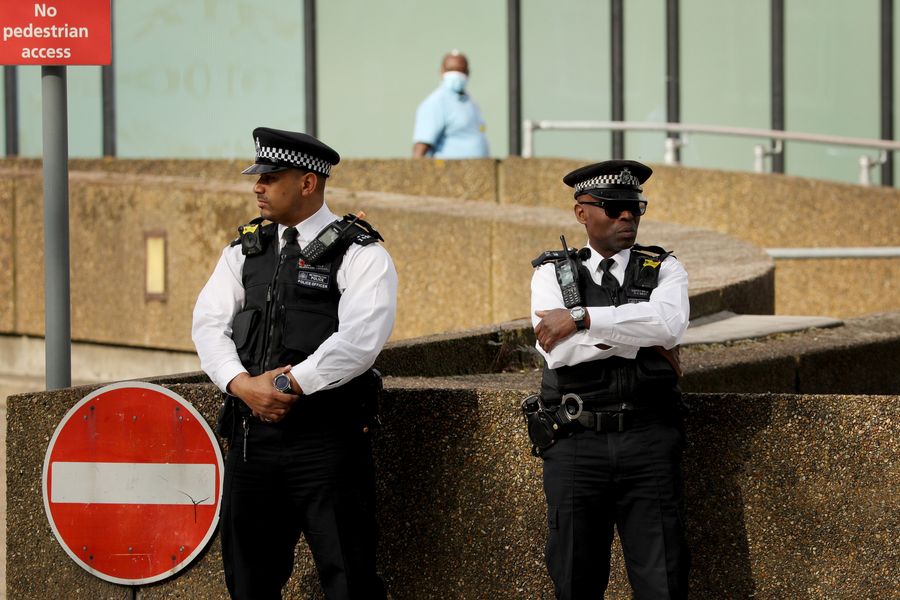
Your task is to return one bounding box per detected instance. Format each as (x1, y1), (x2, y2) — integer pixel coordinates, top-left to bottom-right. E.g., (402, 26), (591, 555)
(192, 127), (397, 599)
(530, 160), (690, 599)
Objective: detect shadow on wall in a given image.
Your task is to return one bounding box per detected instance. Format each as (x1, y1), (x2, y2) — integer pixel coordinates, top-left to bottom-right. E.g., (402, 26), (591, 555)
(684, 394), (773, 598)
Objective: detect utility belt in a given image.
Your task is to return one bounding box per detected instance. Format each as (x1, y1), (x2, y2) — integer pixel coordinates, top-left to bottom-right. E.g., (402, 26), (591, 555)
(521, 392), (672, 456)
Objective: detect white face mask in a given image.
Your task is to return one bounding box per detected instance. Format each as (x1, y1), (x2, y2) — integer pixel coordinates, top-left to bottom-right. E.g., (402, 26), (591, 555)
(442, 70), (468, 93)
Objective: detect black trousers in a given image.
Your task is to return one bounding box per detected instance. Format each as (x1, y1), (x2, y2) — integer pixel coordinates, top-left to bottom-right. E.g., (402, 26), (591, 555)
(541, 417), (690, 599)
(221, 415), (386, 600)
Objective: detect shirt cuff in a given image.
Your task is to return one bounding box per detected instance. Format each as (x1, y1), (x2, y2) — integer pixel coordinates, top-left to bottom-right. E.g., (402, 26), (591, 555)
(216, 361), (248, 395)
(291, 361), (328, 396)
(586, 306), (615, 339)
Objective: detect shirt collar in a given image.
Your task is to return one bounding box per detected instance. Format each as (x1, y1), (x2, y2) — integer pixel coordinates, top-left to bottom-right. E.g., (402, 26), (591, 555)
(583, 244), (631, 274)
(278, 203), (337, 244)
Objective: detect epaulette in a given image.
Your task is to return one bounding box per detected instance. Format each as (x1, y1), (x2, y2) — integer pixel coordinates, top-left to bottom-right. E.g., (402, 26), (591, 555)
(345, 215), (384, 246)
(531, 248), (584, 268)
(632, 243), (674, 264)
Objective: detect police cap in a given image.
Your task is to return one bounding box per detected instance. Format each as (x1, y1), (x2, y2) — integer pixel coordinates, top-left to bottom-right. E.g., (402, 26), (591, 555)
(562, 159), (652, 201)
(242, 127), (340, 177)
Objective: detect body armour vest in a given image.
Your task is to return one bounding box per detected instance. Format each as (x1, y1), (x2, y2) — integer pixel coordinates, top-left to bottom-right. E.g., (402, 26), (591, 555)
(228, 218), (381, 382)
(539, 244), (681, 406)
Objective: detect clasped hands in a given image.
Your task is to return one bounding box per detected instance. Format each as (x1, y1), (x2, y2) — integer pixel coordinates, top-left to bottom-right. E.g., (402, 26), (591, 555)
(227, 365), (301, 424)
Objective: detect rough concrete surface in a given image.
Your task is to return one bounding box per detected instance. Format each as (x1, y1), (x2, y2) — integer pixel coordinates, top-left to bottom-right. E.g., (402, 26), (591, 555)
(6, 382), (898, 599)
(2, 157), (898, 599)
(0, 167), (773, 349)
(2, 157), (896, 332)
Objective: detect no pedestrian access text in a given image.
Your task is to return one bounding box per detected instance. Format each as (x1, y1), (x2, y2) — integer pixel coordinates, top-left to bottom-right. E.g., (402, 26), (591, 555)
(0, 2), (110, 66)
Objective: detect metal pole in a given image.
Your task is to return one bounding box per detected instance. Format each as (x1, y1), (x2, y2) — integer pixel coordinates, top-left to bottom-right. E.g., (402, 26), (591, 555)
(881, 0), (894, 186)
(303, 0), (318, 137)
(102, 0), (116, 157)
(771, 0), (785, 173)
(522, 119), (534, 158)
(611, 0), (624, 159)
(767, 246), (900, 259)
(507, 0), (522, 156)
(665, 0), (680, 163)
(528, 119), (900, 150)
(41, 66), (72, 390)
(4, 66), (18, 156)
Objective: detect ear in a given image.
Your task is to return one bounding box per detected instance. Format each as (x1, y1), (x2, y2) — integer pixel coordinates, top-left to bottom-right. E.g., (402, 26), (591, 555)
(574, 202), (588, 225)
(298, 172), (318, 197)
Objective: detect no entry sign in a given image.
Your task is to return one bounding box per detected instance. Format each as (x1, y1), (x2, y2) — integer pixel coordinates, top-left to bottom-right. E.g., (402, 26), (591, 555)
(42, 382), (224, 585)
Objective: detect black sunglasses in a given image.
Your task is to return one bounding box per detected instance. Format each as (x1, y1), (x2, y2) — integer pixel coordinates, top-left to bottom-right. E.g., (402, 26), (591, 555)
(577, 199), (647, 218)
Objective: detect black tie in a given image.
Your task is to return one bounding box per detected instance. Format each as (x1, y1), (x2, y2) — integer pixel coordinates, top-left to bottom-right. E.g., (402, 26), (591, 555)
(600, 258), (620, 304)
(282, 227), (301, 257)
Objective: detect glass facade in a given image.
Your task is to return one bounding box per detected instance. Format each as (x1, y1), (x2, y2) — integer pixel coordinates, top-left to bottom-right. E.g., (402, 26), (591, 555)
(2, 0), (897, 185)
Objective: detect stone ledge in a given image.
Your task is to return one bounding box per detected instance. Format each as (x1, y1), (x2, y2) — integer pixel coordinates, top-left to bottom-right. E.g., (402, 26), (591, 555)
(682, 311), (900, 394)
(7, 385), (897, 599)
(376, 311), (900, 397)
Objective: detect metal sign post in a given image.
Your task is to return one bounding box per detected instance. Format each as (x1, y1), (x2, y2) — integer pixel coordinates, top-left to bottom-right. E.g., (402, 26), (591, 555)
(1, 1), (111, 389)
(41, 65), (71, 389)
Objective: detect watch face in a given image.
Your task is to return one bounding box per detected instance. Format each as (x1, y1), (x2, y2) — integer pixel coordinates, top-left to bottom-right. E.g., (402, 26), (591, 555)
(273, 374), (290, 392)
(571, 307), (585, 319)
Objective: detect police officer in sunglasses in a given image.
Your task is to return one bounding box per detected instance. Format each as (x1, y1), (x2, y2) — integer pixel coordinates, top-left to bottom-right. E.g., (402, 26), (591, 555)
(529, 160), (691, 599)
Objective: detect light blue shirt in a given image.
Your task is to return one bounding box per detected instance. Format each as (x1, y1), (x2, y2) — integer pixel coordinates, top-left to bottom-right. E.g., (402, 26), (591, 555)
(413, 82), (489, 159)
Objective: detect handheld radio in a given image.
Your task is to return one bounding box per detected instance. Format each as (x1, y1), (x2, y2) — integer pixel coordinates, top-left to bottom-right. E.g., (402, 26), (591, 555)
(300, 212), (365, 264)
(555, 235), (583, 308)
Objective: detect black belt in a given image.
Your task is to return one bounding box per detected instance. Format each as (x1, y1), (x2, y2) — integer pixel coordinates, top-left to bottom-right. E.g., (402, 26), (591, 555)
(549, 393), (660, 433)
(575, 410), (634, 432)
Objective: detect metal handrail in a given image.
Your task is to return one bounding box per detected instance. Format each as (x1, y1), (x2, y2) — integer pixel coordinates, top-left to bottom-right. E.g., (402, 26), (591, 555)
(521, 119), (900, 185)
(766, 247), (900, 259)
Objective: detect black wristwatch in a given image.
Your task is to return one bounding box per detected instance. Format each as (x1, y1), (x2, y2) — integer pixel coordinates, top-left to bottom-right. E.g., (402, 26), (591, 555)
(569, 306), (587, 331)
(273, 373), (293, 394)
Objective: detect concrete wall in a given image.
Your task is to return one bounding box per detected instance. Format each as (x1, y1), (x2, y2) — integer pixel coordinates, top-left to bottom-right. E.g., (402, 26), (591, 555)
(2, 157), (897, 337)
(0, 161), (773, 352)
(8, 310), (900, 598)
(0, 175), (13, 333)
(8, 384), (897, 599)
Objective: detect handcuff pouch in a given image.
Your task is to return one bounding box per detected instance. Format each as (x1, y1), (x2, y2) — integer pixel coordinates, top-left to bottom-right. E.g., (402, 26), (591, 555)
(521, 394), (560, 455)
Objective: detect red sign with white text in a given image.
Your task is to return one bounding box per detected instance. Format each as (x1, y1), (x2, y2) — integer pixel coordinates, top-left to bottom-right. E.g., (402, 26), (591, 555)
(0, 0), (110, 65)
(42, 382), (224, 585)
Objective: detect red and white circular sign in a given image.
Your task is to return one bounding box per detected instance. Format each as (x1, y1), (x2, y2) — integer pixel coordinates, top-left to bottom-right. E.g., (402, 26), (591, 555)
(42, 382), (224, 585)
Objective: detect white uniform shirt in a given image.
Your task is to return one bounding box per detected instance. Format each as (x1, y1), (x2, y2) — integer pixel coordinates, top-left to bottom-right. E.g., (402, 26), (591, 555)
(192, 203), (398, 395)
(530, 245), (690, 369)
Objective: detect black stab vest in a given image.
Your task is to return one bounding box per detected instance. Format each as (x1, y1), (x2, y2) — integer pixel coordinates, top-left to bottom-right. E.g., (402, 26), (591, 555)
(539, 245), (681, 406)
(229, 221), (379, 384)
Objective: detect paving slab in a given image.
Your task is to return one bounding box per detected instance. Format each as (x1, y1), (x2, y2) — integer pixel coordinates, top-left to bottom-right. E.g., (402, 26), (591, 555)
(683, 311), (843, 345)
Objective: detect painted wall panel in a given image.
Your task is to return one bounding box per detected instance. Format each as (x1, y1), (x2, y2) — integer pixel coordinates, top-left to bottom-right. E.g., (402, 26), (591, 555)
(317, 0), (507, 158)
(115, 0), (305, 159)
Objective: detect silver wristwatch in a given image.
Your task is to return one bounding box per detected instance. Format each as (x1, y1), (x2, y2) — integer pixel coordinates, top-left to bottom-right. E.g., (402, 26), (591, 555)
(569, 306), (587, 331)
(273, 373), (292, 393)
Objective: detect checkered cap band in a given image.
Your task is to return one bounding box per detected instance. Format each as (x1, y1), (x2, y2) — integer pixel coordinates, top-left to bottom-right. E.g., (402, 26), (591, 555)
(256, 143), (333, 176)
(574, 169), (640, 193)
